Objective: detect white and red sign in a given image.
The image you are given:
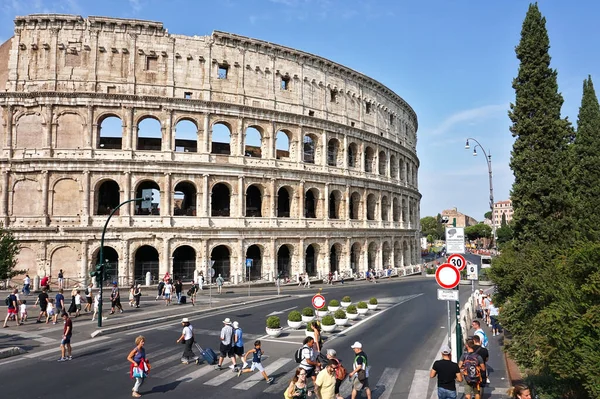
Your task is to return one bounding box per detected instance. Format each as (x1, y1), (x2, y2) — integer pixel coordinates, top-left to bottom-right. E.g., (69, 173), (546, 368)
(312, 294), (326, 309)
(435, 263), (461, 289)
(447, 254), (466, 271)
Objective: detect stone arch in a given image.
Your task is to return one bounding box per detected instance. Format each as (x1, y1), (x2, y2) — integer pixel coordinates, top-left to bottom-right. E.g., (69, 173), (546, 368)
(378, 151), (387, 175)
(329, 189), (342, 219)
(367, 241), (378, 270)
(275, 129), (291, 160)
(137, 116), (162, 151)
(277, 186), (292, 218)
(135, 180), (160, 215)
(329, 243), (343, 273)
(211, 182), (231, 217)
(50, 246), (78, 281)
(211, 122), (232, 155)
(364, 146), (375, 173)
(277, 244), (293, 278)
(394, 241), (402, 268)
(56, 112), (85, 149)
(12, 179), (42, 216)
(15, 113), (44, 149)
(244, 126), (263, 158)
(134, 245), (159, 282)
(382, 241), (392, 268)
(98, 114), (123, 149)
(349, 191), (361, 220)
(173, 180), (197, 216)
(91, 246), (119, 284)
(211, 244), (231, 279)
(327, 138), (340, 167)
(304, 187), (319, 218)
(350, 242), (361, 272)
(347, 142), (358, 168)
(174, 119), (198, 153)
(305, 243), (319, 277)
(393, 197), (400, 222)
(381, 195), (390, 222)
(173, 245), (196, 281)
(403, 240), (410, 266)
(390, 154), (399, 179)
(402, 198), (408, 223)
(246, 184), (264, 217)
(366, 193), (377, 221)
(303, 133), (318, 164)
(245, 244), (263, 280)
(51, 178), (82, 216)
(96, 179), (120, 215)
(15, 247), (36, 282)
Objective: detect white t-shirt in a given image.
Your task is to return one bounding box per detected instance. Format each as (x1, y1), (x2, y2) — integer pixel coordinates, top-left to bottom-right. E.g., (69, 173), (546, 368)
(19, 304), (27, 314)
(164, 284), (172, 294)
(93, 294), (100, 308)
(183, 325), (193, 340)
(23, 276), (31, 285)
(75, 294), (82, 305)
(300, 345), (314, 370)
(489, 304), (499, 316)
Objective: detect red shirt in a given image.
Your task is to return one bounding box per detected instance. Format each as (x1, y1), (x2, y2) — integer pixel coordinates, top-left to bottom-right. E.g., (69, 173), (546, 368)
(63, 318), (73, 336)
(41, 276), (49, 286)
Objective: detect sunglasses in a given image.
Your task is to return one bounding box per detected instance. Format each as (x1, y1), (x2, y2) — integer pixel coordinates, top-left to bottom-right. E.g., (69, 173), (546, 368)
(299, 372), (307, 376)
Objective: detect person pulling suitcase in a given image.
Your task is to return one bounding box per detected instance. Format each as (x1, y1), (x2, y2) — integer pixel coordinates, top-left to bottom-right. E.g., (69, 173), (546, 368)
(176, 318), (199, 364)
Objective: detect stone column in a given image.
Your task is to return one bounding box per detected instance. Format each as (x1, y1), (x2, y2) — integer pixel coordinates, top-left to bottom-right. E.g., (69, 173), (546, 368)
(161, 238), (170, 276)
(237, 118), (244, 157)
(268, 121), (276, 159)
(298, 180), (305, 220)
(345, 238), (352, 271)
(322, 130), (328, 168)
(363, 238), (369, 272)
(163, 108), (173, 152)
(81, 170), (90, 226)
(44, 105), (53, 150)
(270, 178), (276, 218)
(42, 170), (49, 226)
(386, 153), (391, 178)
(196, 190), (202, 218)
(123, 172), (131, 216)
(345, 185), (350, 226)
(1, 170), (9, 222)
(81, 240), (89, 281)
(203, 174), (210, 217)
(391, 243), (396, 269)
(4, 105), (13, 157)
(124, 106), (134, 151)
(86, 106), (94, 150)
(297, 126), (304, 165)
(270, 238), (277, 280)
(377, 239), (383, 270)
(122, 240), (131, 283)
(239, 238), (245, 283)
(298, 238), (305, 276)
(163, 172), (172, 217)
(323, 238), (330, 277)
(324, 183), (330, 221)
(238, 176), (244, 217)
(360, 142), (365, 171)
(343, 134), (348, 169)
(204, 114), (210, 153)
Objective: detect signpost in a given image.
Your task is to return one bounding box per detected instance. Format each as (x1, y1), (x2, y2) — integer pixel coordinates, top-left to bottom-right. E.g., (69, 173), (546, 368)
(312, 294), (326, 310)
(245, 259), (253, 298)
(209, 261), (215, 307)
(445, 227), (466, 254)
(435, 262), (461, 348)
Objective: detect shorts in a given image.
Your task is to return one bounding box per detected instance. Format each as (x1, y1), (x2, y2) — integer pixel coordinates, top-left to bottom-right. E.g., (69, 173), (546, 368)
(20, 312), (27, 318)
(75, 304), (81, 310)
(40, 304), (47, 312)
(353, 376), (369, 390)
(47, 309), (55, 316)
(250, 361), (264, 372)
(86, 297), (92, 304)
(233, 346), (244, 356)
(165, 293), (171, 299)
(61, 335), (72, 345)
(463, 383), (480, 396)
(220, 343), (233, 358)
(7, 308), (17, 315)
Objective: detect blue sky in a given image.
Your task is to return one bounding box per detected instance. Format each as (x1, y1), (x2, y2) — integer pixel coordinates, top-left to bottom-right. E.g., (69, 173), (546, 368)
(2, 0), (599, 221)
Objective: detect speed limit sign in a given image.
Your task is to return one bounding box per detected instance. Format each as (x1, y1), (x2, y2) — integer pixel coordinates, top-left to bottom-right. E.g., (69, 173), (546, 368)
(447, 254), (466, 271)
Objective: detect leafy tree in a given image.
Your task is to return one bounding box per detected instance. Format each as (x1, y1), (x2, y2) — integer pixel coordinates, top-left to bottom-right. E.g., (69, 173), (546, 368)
(0, 226), (22, 280)
(420, 215), (445, 240)
(484, 211), (492, 220)
(464, 223), (492, 241)
(508, 2), (574, 247)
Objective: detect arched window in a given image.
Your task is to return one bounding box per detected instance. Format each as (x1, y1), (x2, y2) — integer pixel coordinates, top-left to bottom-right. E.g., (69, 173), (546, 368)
(212, 123), (231, 155)
(137, 117), (162, 151)
(172, 246), (196, 280)
(368, 242), (378, 269)
(211, 245), (231, 279)
(381, 196), (390, 221)
(277, 187), (291, 218)
(390, 155), (398, 179)
(174, 119), (197, 153)
(98, 116), (122, 150)
(305, 244), (317, 276)
(245, 185), (262, 217)
(349, 192), (361, 220)
(366, 194), (376, 221)
(276, 130), (290, 160)
(246, 245), (262, 280)
(393, 198), (400, 222)
(244, 127), (262, 158)
(134, 245), (159, 282)
(347, 143), (358, 168)
(329, 190), (341, 219)
(378, 151), (387, 175)
(305, 189), (317, 218)
(135, 181), (160, 215)
(365, 147), (375, 173)
(303, 135), (315, 164)
(327, 139), (339, 167)
(211, 183), (230, 217)
(277, 245), (292, 278)
(173, 181), (197, 216)
(350, 242), (361, 272)
(96, 180), (120, 215)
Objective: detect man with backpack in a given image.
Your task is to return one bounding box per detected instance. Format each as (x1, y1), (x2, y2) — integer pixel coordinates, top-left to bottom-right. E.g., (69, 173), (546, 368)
(430, 345), (462, 399)
(3, 289), (19, 328)
(295, 337), (320, 384)
(458, 339), (486, 399)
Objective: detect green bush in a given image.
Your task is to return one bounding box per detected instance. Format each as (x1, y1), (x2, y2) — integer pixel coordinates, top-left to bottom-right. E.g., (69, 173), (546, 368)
(369, 297), (378, 305)
(342, 296), (351, 302)
(346, 304), (357, 314)
(288, 310), (302, 322)
(321, 315), (335, 326)
(306, 321), (315, 331)
(302, 307), (315, 317)
(426, 267), (436, 275)
(460, 268), (467, 278)
(329, 299), (340, 307)
(317, 305), (328, 312)
(266, 316), (281, 329)
(333, 309), (347, 319)
(479, 268), (490, 281)
(357, 301), (368, 309)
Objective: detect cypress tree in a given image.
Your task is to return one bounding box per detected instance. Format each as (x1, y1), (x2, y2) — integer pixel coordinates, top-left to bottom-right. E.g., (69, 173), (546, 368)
(508, 2), (573, 246)
(570, 76), (600, 241)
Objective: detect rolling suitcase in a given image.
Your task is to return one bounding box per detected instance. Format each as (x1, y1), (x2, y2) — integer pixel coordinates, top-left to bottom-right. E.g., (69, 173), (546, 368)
(180, 295), (186, 304)
(195, 344), (217, 365)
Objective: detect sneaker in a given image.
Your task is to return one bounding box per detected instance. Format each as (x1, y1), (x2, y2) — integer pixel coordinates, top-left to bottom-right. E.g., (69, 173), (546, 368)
(242, 362), (249, 369)
(182, 360), (189, 364)
(57, 357), (67, 362)
(267, 377), (274, 384)
(237, 368), (243, 377)
(67, 356), (72, 360)
(229, 364), (235, 370)
(214, 365), (222, 370)
(486, 378), (491, 384)
(120, 310), (124, 314)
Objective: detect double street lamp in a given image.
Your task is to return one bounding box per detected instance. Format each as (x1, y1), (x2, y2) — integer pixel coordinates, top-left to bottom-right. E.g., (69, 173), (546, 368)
(465, 138), (496, 248)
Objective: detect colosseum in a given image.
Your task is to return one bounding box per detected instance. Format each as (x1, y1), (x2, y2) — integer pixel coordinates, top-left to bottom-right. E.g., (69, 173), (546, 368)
(0, 14), (421, 287)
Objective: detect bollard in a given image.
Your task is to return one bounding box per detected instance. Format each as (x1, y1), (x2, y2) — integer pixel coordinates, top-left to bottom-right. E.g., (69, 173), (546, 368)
(145, 271), (151, 287)
(93, 276), (98, 289)
(296, 273), (300, 283)
(193, 269), (199, 284)
(33, 275), (40, 292)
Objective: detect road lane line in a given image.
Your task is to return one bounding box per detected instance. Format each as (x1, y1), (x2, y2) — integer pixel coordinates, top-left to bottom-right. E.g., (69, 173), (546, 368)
(259, 338), (304, 345)
(24, 336), (112, 359)
(232, 358), (291, 390)
(204, 365), (242, 386)
(176, 364), (215, 382)
(0, 329), (56, 344)
(373, 367), (401, 399)
(407, 369), (430, 399)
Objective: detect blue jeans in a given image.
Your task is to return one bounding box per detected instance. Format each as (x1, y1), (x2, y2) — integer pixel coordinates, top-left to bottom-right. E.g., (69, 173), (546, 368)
(437, 387), (457, 399)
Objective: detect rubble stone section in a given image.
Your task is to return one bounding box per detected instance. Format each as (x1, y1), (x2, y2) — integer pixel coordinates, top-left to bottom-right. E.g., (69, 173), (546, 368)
(0, 14), (422, 286)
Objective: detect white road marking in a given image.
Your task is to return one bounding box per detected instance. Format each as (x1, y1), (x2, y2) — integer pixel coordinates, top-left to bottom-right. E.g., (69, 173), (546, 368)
(24, 336), (112, 360)
(373, 367), (401, 399)
(0, 329), (56, 344)
(259, 338), (305, 345)
(203, 365), (240, 386)
(176, 364), (215, 382)
(407, 370), (431, 399)
(232, 358), (291, 390)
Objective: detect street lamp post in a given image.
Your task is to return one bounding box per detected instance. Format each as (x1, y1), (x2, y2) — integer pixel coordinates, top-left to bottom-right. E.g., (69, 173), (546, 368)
(465, 138), (496, 249)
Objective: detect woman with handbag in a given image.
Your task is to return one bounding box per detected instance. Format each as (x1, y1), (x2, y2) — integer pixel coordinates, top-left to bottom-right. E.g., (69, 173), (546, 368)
(127, 335), (150, 397)
(176, 318), (199, 364)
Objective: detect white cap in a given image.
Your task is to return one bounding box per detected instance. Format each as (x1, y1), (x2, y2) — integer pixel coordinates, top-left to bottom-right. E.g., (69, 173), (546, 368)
(350, 341), (362, 349)
(181, 318), (189, 323)
(441, 345), (451, 355)
(223, 317), (232, 324)
(233, 321), (239, 329)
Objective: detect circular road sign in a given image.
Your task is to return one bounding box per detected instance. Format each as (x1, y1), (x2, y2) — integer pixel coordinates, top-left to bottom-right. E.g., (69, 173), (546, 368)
(435, 263), (461, 289)
(210, 268), (216, 278)
(312, 294), (326, 310)
(447, 254), (467, 271)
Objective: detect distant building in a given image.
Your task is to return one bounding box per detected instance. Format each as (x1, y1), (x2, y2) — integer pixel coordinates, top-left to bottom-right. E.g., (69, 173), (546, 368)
(441, 207), (478, 228)
(493, 200), (513, 227)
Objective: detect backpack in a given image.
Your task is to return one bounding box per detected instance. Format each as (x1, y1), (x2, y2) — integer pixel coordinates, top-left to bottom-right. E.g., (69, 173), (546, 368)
(294, 346), (307, 363)
(335, 362), (347, 380)
(5, 296), (10, 306)
(461, 353), (482, 386)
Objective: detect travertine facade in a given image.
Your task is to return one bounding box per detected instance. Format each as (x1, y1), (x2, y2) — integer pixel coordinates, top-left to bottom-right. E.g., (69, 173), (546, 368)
(0, 14), (421, 285)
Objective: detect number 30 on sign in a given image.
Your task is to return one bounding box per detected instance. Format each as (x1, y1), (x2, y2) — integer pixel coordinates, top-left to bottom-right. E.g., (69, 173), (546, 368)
(447, 254), (466, 271)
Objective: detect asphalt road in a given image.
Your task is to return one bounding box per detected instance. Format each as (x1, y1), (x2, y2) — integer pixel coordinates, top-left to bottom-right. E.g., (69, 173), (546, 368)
(0, 276), (485, 399)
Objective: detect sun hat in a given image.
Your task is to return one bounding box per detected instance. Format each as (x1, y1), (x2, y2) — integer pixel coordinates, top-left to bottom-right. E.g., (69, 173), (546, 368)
(233, 321), (239, 328)
(223, 317), (232, 324)
(182, 318), (189, 323)
(350, 341), (362, 349)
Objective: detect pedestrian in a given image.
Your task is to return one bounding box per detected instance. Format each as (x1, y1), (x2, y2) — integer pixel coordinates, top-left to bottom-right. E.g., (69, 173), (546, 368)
(84, 284), (93, 312)
(508, 384), (532, 399)
(174, 279), (183, 304)
(46, 298), (56, 324)
(310, 321), (323, 354)
(299, 336), (320, 384)
(458, 339), (485, 399)
(129, 284), (136, 307)
(57, 269), (64, 289)
(188, 280), (198, 306)
(237, 340), (274, 383)
(92, 291), (101, 321)
(315, 359), (339, 399)
(482, 295), (491, 326)
(57, 312), (73, 362)
(127, 335), (150, 398)
(349, 341), (371, 399)
(22, 274), (31, 296)
(3, 289), (19, 328)
(489, 300), (500, 336)
(303, 272), (310, 288)
(110, 282), (123, 314)
(197, 272), (204, 290)
(232, 321), (246, 368)
(215, 317), (237, 371)
(216, 274), (224, 294)
(134, 284), (142, 308)
(55, 288), (66, 314)
(40, 275), (50, 291)
(67, 286), (78, 316)
(19, 299), (28, 324)
(472, 335), (490, 385)
(325, 349), (346, 399)
(285, 368), (309, 399)
(176, 318), (199, 364)
(162, 279), (173, 306)
(471, 320), (488, 348)
(156, 280), (165, 301)
(430, 344), (462, 399)
(34, 288), (49, 323)
(74, 290), (82, 317)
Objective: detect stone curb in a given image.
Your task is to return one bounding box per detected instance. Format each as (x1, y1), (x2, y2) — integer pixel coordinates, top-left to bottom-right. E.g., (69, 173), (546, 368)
(0, 346), (26, 359)
(90, 295), (291, 338)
